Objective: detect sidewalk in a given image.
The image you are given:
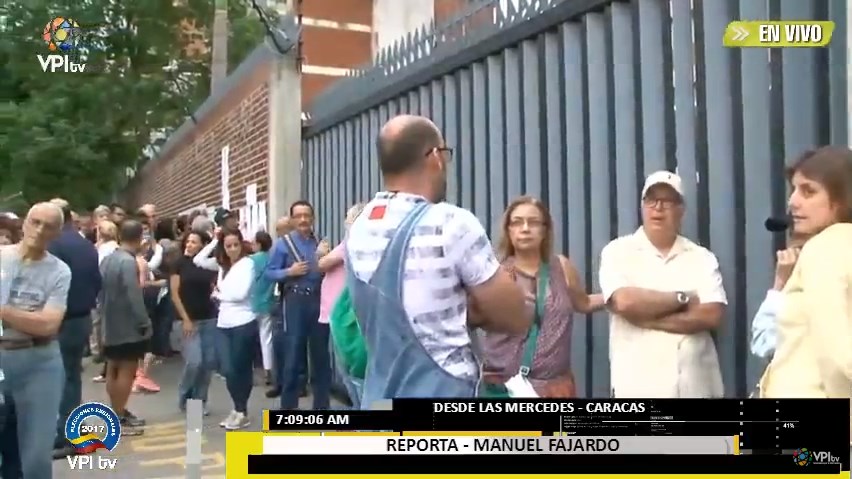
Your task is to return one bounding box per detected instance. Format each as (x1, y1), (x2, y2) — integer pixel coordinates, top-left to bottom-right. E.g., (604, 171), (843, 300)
(53, 356), (333, 479)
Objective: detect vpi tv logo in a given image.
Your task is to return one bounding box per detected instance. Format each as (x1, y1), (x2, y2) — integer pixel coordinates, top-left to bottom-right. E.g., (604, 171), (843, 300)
(813, 450), (841, 464)
(794, 447), (841, 466)
(37, 17), (87, 73)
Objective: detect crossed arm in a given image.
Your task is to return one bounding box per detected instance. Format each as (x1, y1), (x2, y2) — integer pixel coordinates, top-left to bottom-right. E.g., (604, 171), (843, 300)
(598, 243), (727, 335)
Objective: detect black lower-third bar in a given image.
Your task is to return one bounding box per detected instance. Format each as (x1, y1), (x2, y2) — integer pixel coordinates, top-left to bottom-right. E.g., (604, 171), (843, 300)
(247, 454), (842, 474)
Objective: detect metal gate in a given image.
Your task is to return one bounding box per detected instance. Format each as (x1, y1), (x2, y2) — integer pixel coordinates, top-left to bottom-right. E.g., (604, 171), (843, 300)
(301, 0), (848, 397)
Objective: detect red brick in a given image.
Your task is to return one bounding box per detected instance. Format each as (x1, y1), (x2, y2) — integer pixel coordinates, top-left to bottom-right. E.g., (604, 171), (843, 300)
(298, 0), (373, 107)
(301, 26), (372, 69)
(124, 61), (272, 216)
(434, 0), (467, 23)
(125, 0), (384, 211)
(302, 0), (373, 27)
(302, 74), (339, 108)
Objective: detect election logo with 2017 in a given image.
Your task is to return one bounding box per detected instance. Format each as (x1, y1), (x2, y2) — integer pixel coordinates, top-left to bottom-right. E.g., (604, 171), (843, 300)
(65, 402), (122, 454)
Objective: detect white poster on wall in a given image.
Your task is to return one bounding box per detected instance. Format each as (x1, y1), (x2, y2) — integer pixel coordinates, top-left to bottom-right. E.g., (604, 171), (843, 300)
(258, 200), (268, 233)
(220, 145), (231, 209)
(245, 183), (257, 206)
(238, 206), (249, 238)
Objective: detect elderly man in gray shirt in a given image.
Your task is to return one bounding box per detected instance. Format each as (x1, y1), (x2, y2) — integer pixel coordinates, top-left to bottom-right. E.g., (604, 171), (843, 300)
(0, 202), (71, 479)
(99, 219), (151, 433)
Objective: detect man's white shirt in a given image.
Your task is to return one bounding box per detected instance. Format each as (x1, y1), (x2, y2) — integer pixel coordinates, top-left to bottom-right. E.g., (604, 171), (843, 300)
(599, 228), (727, 398)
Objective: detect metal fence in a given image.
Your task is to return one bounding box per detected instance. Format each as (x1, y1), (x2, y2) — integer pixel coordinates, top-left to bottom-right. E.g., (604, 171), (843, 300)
(301, 0), (848, 398)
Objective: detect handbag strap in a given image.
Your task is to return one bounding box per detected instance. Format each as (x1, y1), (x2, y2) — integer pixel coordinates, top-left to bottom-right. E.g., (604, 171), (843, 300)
(519, 262), (549, 377)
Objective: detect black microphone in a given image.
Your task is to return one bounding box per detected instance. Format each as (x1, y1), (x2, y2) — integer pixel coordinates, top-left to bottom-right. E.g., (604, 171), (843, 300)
(764, 216), (790, 232)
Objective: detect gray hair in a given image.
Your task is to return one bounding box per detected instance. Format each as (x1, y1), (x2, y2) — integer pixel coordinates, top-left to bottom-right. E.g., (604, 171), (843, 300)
(50, 198), (69, 209)
(93, 205), (110, 217)
(29, 202), (64, 227)
(345, 203), (366, 226)
(191, 215), (215, 233)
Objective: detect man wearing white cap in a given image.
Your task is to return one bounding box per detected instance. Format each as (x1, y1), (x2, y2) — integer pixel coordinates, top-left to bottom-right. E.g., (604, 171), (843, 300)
(598, 171), (727, 398)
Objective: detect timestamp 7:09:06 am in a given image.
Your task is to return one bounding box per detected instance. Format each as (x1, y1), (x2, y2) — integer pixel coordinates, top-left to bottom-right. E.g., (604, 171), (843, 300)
(274, 413), (351, 426)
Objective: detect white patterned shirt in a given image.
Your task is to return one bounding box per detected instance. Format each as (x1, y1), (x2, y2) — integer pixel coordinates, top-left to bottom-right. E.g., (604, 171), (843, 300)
(347, 192), (500, 379)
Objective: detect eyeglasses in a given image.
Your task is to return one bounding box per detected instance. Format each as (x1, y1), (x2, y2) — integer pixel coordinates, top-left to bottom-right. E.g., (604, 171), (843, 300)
(642, 197), (681, 210)
(426, 146), (454, 161)
(508, 218), (546, 229)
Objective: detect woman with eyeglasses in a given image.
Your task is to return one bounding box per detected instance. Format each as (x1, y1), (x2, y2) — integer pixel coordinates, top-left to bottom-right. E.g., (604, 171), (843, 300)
(759, 147), (852, 445)
(478, 196), (604, 398)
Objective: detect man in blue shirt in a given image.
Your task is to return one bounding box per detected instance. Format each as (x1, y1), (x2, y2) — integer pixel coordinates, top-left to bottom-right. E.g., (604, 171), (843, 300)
(264, 216), (310, 399)
(47, 200), (101, 456)
(264, 201), (331, 410)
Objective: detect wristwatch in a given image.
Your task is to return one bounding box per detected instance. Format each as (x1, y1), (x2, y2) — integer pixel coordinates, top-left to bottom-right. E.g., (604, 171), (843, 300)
(675, 291), (690, 310)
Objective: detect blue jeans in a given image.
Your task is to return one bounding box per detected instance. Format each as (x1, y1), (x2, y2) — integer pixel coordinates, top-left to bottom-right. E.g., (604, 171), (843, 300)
(178, 319), (217, 408)
(281, 293), (330, 410)
(217, 321), (258, 413)
(272, 301), (308, 390)
(55, 314), (92, 447)
(271, 302), (284, 386)
(0, 341), (64, 479)
(151, 293), (175, 356)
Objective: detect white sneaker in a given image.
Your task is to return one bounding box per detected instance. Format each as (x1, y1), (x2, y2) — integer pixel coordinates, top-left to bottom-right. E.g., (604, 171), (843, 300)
(220, 410), (238, 428)
(225, 412), (250, 430)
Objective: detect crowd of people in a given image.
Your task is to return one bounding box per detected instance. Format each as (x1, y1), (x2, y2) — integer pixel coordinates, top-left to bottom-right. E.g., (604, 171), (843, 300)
(0, 113), (850, 478)
(0, 200), (299, 477)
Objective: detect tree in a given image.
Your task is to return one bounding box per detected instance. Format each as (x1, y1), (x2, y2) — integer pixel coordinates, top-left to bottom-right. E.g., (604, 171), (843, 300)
(0, 0), (273, 212)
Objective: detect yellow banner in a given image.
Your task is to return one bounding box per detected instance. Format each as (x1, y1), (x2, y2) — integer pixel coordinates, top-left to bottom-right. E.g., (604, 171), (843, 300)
(724, 21), (834, 47)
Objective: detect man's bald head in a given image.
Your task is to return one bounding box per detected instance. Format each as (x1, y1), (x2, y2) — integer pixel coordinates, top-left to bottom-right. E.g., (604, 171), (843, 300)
(139, 203), (156, 219)
(377, 115), (442, 175)
(29, 202), (64, 226)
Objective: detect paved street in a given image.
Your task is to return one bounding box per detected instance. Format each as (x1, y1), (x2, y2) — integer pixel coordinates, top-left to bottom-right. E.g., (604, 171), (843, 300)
(52, 355), (334, 479)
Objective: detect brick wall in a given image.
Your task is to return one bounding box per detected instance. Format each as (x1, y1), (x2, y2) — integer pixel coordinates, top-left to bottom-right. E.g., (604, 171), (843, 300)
(299, 0), (373, 109)
(124, 58), (272, 216)
(434, 0), (468, 23)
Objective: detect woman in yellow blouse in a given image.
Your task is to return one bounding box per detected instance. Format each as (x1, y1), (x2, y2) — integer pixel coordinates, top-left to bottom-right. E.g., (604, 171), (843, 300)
(760, 146), (852, 435)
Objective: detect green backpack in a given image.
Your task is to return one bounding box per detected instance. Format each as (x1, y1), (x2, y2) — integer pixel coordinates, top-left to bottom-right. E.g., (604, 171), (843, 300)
(329, 286), (367, 380)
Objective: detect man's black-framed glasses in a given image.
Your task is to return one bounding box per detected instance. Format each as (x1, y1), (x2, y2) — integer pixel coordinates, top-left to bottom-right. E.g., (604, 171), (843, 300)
(427, 146), (454, 161)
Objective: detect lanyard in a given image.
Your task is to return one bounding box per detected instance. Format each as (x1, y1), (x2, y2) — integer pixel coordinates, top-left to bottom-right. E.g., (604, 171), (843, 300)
(518, 262), (549, 377)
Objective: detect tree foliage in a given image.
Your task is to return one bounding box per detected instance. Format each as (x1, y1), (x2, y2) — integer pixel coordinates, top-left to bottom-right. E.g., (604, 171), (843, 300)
(0, 0), (272, 212)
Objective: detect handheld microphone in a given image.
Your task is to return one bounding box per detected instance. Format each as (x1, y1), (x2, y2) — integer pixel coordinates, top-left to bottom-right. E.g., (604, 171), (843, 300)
(764, 216), (790, 232)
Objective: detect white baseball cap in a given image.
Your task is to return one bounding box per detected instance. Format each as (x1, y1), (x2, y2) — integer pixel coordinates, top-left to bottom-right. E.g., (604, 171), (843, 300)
(641, 171), (684, 198)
